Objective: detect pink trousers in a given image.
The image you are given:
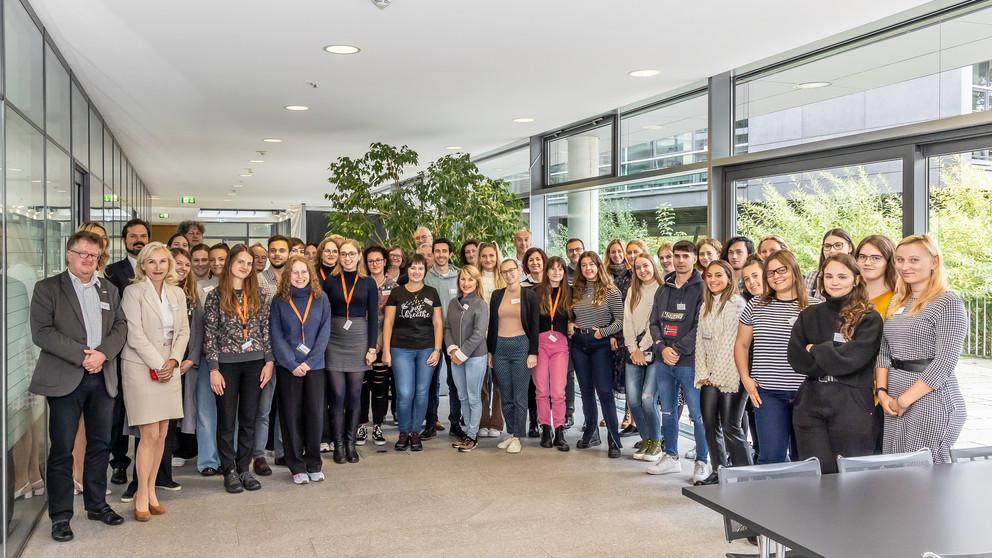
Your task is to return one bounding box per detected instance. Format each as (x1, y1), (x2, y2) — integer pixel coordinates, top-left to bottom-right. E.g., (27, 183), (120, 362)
(534, 331), (569, 428)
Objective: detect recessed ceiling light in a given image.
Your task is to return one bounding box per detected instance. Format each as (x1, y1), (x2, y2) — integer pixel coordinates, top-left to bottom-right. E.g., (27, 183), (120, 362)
(262, 138), (282, 143)
(240, 174), (252, 178)
(796, 81), (831, 89)
(445, 146), (463, 151)
(512, 117), (535, 123)
(628, 69), (660, 78)
(249, 160), (264, 163)
(284, 105), (309, 111)
(232, 184), (244, 189)
(323, 44), (360, 55)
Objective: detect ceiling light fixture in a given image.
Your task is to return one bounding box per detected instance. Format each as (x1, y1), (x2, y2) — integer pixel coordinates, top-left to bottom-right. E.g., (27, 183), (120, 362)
(249, 159), (264, 163)
(232, 184), (244, 189)
(628, 69), (660, 78)
(512, 117), (535, 123)
(445, 146), (463, 151)
(240, 174), (252, 177)
(284, 105), (309, 111)
(223, 199), (232, 202)
(795, 81), (831, 89)
(370, 0), (391, 9)
(262, 138), (282, 143)
(323, 44), (360, 55)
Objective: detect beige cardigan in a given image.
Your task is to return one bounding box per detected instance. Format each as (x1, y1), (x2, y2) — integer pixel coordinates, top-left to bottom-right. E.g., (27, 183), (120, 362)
(121, 279), (190, 370)
(623, 281), (660, 355)
(694, 294), (746, 393)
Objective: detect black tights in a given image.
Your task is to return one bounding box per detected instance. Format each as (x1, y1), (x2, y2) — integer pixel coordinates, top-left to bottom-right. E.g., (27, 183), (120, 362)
(700, 384), (753, 469)
(329, 370), (364, 442)
(360, 363), (392, 425)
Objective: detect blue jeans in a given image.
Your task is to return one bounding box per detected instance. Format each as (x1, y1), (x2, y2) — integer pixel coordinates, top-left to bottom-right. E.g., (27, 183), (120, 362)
(253, 372), (277, 458)
(391, 347), (435, 433)
(450, 355), (487, 439)
(625, 362), (661, 441)
(656, 363), (708, 462)
(754, 387), (798, 464)
(196, 356), (220, 471)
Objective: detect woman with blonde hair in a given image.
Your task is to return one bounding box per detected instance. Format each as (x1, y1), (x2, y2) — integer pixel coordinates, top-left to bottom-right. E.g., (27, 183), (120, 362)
(756, 235), (789, 263)
(120, 242), (190, 520)
(477, 241), (505, 437)
(875, 235), (967, 463)
(444, 265), (490, 451)
(623, 255), (663, 462)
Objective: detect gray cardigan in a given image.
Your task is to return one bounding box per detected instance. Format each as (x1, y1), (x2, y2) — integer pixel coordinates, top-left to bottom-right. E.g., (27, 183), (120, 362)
(443, 292), (489, 359)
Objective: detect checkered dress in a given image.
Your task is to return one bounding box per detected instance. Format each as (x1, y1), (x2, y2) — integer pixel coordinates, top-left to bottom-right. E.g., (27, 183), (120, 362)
(876, 291), (968, 464)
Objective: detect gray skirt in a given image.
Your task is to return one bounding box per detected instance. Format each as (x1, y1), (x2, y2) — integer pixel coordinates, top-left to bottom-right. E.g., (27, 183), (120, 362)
(326, 316), (369, 372)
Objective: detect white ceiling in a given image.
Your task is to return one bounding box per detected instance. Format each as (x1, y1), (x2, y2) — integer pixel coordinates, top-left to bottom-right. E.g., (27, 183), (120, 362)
(31, 0), (933, 221)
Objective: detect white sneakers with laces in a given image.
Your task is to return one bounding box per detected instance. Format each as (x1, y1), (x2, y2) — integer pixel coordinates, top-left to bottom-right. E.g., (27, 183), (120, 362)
(646, 454), (682, 475)
(497, 435), (515, 450)
(292, 473), (309, 485)
(507, 437), (522, 454)
(691, 461), (712, 484)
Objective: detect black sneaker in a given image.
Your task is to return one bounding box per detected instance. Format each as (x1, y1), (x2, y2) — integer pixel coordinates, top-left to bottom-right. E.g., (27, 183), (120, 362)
(394, 432), (410, 451)
(371, 424), (387, 446)
(155, 480), (182, 492)
(200, 467), (219, 477)
(224, 471), (243, 494)
(410, 432), (424, 452)
(110, 468), (128, 485)
(419, 424), (436, 441)
(120, 483), (136, 503)
(620, 424), (639, 438)
(528, 424), (541, 438)
(240, 472), (261, 491)
(449, 422), (467, 440)
(356, 424), (368, 446)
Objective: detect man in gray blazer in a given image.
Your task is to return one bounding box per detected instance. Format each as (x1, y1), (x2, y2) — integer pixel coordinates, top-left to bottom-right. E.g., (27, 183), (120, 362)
(30, 231), (128, 542)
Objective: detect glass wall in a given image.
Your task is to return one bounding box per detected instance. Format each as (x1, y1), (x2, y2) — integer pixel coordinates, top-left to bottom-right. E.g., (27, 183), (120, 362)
(475, 147), (531, 196)
(620, 93), (708, 175)
(546, 122), (614, 186)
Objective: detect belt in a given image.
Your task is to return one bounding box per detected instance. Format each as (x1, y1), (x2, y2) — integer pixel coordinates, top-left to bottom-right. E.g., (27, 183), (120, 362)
(575, 328), (598, 335)
(891, 358), (933, 373)
(817, 375), (839, 383)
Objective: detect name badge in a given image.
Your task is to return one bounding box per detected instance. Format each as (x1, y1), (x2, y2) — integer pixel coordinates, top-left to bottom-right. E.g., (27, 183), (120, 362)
(548, 333), (558, 343)
(241, 340), (253, 351)
(382, 289), (391, 297)
(203, 285), (215, 294)
(449, 288), (458, 295)
(462, 304), (469, 311)
(296, 343), (310, 354)
(676, 303), (686, 311)
(787, 316), (798, 327)
(343, 319), (353, 331)
(702, 332), (713, 340)
(832, 332), (846, 344)
(894, 306), (906, 315)
(99, 302), (111, 311)
(510, 298), (520, 305)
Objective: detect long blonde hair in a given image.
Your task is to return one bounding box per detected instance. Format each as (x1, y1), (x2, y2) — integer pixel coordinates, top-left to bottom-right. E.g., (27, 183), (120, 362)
(478, 242), (505, 289)
(889, 234), (948, 317)
(628, 255), (662, 312)
(457, 265), (486, 300)
(171, 247), (199, 307)
(132, 242), (179, 286)
(571, 251), (615, 307)
(330, 238), (368, 277)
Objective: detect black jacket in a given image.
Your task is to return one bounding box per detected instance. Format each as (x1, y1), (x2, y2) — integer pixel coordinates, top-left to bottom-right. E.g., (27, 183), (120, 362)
(787, 295), (883, 389)
(105, 257), (135, 298)
(487, 287), (540, 356)
(649, 270), (704, 367)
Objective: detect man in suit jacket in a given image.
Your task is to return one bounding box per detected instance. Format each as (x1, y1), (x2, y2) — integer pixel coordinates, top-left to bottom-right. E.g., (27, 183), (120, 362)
(30, 231), (128, 542)
(103, 218), (149, 486)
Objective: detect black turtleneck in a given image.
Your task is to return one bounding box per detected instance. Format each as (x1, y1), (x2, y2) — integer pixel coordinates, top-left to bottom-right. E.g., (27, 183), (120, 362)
(787, 293), (883, 389)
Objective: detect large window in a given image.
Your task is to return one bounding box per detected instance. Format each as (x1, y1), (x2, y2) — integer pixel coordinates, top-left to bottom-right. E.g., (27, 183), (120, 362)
(4, 0), (43, 124)
(621, 93), (708, 175)
(71, 82), (88, 168)
(735, 6), (992, 154)
(475, 147), (531, 196)
(45, 142), (72, 276)
(546, 121), (614, 186)
(45, 46), (71, 149)
(734, 159), (903, 273)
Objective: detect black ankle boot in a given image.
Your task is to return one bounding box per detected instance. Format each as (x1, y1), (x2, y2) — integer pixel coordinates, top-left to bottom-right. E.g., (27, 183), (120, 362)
(345, 409), (360, 463)
(346, 442), (359, 464)
(333, 440), (347, 464)
(553, 426), (570, 452)
(576, 426), (601, 449)
(540, 425), (553, 448)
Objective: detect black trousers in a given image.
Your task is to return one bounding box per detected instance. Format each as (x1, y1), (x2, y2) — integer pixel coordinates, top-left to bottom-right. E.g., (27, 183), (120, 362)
(215, 360), (263, 473)
(700, 385), (753, 469)
(528, 377), (538, 428)
(426, 351), (461, 426)
(565, 356), (575, 418)
(360, 361), (391, 425)
(276, 366), (325, 474)
(793, 381), (876, 474)
(47, 373), (114, 521)
(109, 368), (131, 471)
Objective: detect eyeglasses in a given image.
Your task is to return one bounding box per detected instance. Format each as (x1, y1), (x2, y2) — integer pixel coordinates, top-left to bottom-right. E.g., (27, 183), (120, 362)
(634, 263), (654, 273)
(500, 268), (519, 276)
(857, 254), (884, 264)
(367, 258), (384, 265)
(339, 251), (359, 258)
(766, 266), (790, 278)
(322, 249), (338, 255)
(822, 241), (848, 252)
(69, 249), (100, 261)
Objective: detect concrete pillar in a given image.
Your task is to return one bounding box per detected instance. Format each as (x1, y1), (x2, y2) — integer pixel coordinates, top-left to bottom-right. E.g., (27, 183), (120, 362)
(566, 135), (600, 252)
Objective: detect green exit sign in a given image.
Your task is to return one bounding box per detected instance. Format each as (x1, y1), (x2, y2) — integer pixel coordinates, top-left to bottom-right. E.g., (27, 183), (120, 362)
(181, 196), (197, 205)
(158, 212), (170, 219)
(103, 194), (118, 203)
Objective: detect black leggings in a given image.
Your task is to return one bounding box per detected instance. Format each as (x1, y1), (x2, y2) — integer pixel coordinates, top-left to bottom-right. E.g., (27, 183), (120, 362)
(360, 362), (392, 425)
(700, 384), (753, 468)
(329, 370), (364, 441)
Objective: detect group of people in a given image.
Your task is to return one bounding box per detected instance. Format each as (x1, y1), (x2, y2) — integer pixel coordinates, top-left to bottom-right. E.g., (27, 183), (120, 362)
(31, 218), (969, 543)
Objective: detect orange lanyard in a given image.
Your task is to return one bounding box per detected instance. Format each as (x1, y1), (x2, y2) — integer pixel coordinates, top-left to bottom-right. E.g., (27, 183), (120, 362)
(320, 268), (327, 282)
(288, 293), (314, 344)
(235, 293), (250, 340)
(341, 273), (359, 320)
(548, 287), (562, 332)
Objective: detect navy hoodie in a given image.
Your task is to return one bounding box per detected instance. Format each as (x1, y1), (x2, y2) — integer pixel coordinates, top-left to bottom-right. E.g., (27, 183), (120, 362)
(649, 270), (704, 367)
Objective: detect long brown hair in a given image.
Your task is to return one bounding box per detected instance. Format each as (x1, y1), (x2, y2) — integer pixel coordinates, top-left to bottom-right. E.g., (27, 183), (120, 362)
(218, 244), (263, 316)
(605, 239), (628, 268)
(276, 255), (324, 303)
(628, 255), (662, 312)
(761, 249), (809, 310)
(702, 260), (736, 318)
(889, 234), (949, 317)
(820, 254), (873, 340)
(538, 256), (572, 316)
(855, 234), (897, 292)
(571, 251), (615, 307)
(171, 247), (200, 308)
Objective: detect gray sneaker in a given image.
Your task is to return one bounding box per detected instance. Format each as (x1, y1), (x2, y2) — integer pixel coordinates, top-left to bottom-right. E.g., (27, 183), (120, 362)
(647, 454), (681, 475)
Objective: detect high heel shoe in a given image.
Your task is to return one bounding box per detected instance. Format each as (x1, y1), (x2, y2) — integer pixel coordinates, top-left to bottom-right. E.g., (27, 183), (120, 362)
(149, 503), (166, 515)
(134, 508), (151, 522)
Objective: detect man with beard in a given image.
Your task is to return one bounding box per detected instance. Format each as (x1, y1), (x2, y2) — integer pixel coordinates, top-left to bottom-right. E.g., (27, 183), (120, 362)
(104, 218), (150, 488)
(190, 244), (212, 283)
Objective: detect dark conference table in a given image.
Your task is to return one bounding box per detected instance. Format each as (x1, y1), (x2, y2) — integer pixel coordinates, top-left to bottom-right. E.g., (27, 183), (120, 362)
(682, 460), (992, 558)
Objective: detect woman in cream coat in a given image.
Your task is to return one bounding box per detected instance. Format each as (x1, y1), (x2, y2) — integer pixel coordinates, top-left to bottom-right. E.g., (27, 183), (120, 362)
(121, 242), (189, 521)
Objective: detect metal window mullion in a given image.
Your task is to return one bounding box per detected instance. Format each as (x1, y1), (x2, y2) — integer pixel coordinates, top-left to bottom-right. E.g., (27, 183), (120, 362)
(904, 144), (927, 237)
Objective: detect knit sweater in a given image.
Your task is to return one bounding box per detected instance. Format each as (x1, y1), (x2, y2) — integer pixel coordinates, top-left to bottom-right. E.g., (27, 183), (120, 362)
(694, 294), (747, 392)
(623, 281), (660, 354)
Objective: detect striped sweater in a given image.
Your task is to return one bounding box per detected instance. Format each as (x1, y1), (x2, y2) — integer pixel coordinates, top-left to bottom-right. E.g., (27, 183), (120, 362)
(571, 282), (623, 337)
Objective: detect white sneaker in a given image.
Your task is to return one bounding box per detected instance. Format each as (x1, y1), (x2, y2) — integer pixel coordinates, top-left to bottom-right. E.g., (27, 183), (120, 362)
(507, 437), (522, 454)
(478, 428), (490, 437)
(319, 442), (331, 453)
(692, 461), (712, 484)
(497, 435), (514, 449)
(292, 473), (310, 485)
(488, 429), (502, 438)
(647, 454), (681, 475)
(171, 457), (186, 468)
(684, 448), (696, 460)
(307, 472), (325, 482)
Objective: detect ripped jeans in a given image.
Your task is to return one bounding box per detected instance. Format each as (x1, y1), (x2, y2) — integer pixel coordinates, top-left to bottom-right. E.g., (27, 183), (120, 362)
(656, 363), (708, 462)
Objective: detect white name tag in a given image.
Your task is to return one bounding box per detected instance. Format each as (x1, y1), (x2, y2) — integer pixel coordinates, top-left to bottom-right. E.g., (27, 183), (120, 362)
(99, 302), (111, 311)
(548, 333), (558, 343)
(833, 332), (846, 344)
(702, 332), (713, 340)
(203, 285), (215, 294)
(382, 289), (391, 297)
(787, 316), (798, 327)
(510, 298), (520, 305)
(676, 303), (686, 311)
(449, 288), (458, 295)
(343, 319), (353, 331)
(241, 340), (253, 351)
(296, 343), (310, 354)
(462, 304), (469, 311)
(894, 306), (906, 315)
